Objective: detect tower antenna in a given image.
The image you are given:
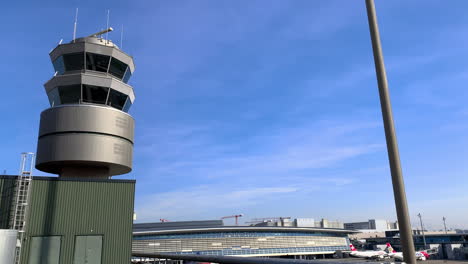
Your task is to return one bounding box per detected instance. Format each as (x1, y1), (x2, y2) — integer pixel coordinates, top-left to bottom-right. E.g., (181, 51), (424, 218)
(73, 8), (78, 43)
(120, 24), (124, 49)
(106, 9), (110, 43)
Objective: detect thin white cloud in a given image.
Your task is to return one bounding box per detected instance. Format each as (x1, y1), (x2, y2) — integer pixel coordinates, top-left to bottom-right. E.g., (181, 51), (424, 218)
(402, 69), (468, 108)
(135, 119), (384, 183)
(135, 186), (298, 222)
(133, 118), (384, 222)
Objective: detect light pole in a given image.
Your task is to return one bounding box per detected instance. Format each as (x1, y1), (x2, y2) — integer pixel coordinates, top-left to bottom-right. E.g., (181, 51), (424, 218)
(417, 213), (427, 249)
(364, 0), (417, 263)
(443, 217), (448, 234)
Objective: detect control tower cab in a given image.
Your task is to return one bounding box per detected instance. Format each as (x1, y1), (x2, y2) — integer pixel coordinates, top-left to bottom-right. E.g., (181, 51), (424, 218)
(36, 30), (135, 178)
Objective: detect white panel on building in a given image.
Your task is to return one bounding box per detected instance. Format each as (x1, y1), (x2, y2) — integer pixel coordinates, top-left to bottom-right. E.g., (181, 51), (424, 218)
(295, 218), (315, 227)
(0, 230), (17, 264)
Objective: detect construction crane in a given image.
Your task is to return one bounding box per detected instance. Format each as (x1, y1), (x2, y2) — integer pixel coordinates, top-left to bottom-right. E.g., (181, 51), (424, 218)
(160, 218), (170, 222)
(221, 214), (244, 226)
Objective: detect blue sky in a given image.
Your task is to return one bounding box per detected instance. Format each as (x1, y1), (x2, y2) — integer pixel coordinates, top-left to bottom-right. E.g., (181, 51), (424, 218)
(1, 0), (468, 229)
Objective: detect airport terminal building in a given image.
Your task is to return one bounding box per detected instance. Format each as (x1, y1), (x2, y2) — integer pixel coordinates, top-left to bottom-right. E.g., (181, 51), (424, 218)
(133, 220), (354, 258)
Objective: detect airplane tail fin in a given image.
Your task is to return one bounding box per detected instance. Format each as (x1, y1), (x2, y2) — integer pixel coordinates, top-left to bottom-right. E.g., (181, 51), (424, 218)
(385, 243), (396, 253)
(349, 244), (357, 251)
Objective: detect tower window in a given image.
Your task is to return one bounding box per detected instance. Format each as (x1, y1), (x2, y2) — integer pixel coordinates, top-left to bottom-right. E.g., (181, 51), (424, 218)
(122, 97), (132, 112)
(122, 67), (132, 83)
(47, 87), (61, 106)
(86, 53), (110, 72)
(58, 85), (81, 104)
(82, 85), (109, 104)
(63, 53), (84, 72)
(109, 57), (128, 80)
(52, 56), (65, 75)
(107, 89), (128, 110)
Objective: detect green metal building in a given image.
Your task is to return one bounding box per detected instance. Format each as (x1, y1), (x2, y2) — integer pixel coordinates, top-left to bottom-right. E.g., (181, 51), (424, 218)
(0, 175), (135, 264)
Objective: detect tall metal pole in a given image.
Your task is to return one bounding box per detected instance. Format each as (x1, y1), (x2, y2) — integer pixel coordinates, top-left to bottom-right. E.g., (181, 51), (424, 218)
(417, 213), (427, 249)
(443, 217), (448, 234)
(365, 1), (417, 263)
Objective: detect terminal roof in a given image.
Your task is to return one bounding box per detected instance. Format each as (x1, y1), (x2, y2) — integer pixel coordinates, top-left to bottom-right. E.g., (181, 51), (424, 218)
(133, 220), (358, 235)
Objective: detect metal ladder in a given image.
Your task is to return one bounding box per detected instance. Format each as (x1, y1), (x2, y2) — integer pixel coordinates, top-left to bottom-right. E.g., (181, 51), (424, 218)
(10, 152), (35, 264)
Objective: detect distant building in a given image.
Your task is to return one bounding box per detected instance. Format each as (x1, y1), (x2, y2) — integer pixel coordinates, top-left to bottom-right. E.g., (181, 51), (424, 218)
(387, 221), (399, 230)
(251, 217), (293, 227)
(316, 219), (344, 229)
(252, 218), (344, 229)
(294, 218), (315, 227)
(344, 219), (398, 232)
(343, 221), (369, 230)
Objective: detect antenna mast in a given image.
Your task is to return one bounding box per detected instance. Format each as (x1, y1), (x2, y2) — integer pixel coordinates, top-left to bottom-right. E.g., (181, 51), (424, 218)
(73, 8), (78, 43)
(106, 9), (110, 43)
(120, 25), (124, 49)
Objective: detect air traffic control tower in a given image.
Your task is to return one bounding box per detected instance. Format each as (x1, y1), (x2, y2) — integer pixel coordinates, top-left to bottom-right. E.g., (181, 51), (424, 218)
(36, 29), (135, 178)
(0, 29), (136, 264)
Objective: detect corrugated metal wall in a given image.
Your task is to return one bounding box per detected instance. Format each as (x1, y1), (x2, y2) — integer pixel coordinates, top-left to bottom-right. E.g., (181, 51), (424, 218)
(1, 176), (135, 264)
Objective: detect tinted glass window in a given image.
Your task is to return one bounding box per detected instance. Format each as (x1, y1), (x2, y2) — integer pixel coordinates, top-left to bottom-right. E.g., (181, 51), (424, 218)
(82, 85), (109, 104)
(86, 53), (110, 72)
(58, 85), (81, 104)
(63, 53), (84, 71)
(47, 88), (61, 106)
(109, 58), (128, 79)
(52, 56), (65, 75)
(107, 89), (127, 110)
(122, 67), (132, 83)
(122, 97), (132, 112)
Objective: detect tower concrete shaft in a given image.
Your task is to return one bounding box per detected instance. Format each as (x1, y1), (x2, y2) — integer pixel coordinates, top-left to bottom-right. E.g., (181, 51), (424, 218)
(36, 33), (136, 178)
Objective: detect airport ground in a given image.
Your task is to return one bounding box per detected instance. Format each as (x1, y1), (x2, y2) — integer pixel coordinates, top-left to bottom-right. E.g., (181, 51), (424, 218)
(318, 258), (468, 264)
(132, 257), (468, 264)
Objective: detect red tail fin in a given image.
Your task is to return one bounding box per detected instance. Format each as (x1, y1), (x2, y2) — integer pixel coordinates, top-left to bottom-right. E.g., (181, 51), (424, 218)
(350, 244), (357, 251)
(386, 243), (396, 253)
